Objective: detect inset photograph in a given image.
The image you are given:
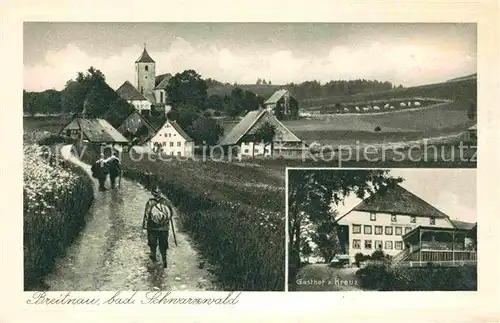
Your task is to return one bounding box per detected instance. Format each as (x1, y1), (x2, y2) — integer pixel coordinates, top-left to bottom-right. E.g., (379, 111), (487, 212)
(287, 168), (477, 291)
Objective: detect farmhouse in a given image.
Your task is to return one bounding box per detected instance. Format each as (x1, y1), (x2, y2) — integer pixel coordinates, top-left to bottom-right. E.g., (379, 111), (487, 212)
(116, 110), (158, 144)
(264, 89), (299, 120)
(335, 184), (476, 266)
(59, 118), (129, 146)
(148, 120), (194, 157)
(219, 108), (304, 158)
(116, 45), (173, 114)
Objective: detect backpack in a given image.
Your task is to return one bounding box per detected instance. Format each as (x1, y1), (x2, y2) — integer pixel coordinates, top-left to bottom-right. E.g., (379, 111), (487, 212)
(147, 198), (173, 227)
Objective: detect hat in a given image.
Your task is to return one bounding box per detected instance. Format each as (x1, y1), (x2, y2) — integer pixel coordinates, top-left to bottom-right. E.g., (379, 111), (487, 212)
(152, 186), (163, 198)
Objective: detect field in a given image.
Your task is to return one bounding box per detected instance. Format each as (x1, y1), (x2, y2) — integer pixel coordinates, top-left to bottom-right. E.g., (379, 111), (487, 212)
(300, 77), (476, 110)
(283, 103), (473, 146)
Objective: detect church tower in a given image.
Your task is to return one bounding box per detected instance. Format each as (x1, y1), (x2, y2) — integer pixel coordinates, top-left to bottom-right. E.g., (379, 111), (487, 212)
(135, 44), (156, 101)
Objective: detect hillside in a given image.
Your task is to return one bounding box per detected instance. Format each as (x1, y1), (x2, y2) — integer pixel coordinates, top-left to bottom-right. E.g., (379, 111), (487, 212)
(207, 84), (283, 98)
(301, 76), (476, 111)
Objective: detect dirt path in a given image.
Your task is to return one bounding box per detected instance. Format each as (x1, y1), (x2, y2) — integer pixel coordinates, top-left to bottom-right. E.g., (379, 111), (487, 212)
(43, 145), (217, 291)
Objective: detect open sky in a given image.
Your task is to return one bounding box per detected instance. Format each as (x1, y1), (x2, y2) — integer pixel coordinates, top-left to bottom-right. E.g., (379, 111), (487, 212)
(335, 169), (477, 223)
(24, 22), (476, 92)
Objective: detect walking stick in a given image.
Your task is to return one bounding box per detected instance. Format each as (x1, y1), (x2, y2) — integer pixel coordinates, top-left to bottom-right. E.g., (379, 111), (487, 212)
(170, 215), (178, 246)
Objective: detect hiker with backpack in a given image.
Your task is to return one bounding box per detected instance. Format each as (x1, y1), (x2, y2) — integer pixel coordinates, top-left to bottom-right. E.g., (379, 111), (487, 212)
(91, 153), (109, 191)
(105, 151), (122, 189)
(142, 186), (177, 268)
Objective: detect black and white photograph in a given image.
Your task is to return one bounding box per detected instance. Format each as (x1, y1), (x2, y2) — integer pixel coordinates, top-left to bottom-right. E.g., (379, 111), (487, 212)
(287, 168), (477, 291)
(22, 22), (478, 293)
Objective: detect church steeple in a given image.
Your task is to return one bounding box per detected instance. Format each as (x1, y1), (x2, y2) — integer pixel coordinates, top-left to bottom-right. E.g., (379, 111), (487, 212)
(135, 43), (155, 63)
(135, 43), (156, 101)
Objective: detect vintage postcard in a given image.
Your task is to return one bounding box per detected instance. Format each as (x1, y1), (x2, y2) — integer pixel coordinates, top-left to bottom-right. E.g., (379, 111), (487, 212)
(2, 1), (499, 322)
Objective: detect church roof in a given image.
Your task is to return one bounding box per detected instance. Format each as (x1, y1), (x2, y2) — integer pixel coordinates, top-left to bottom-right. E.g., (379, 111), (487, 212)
(218, 109), (302, 146)
(154, 73), (172, 90)
(155, 73), (172, 88)
(116, 81), (148, 101)
(135, 48), (155, 63)
(352, 184), (450, 219)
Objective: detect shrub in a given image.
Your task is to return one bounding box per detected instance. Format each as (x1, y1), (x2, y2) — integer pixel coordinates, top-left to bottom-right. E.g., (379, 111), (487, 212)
(23, 144), (94, 290)
(371, 250), (385, 260)
(118, 154), (285, 291)
(374, 126), (381, 132)
(354, 252), (364, 267)
(357, 264), (477, 291)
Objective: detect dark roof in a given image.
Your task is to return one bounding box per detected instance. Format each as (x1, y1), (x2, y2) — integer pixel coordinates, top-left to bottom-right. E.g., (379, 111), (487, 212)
(117, 110), (158, 143)
(60, 118), (129, 143)
(450, 219), (476, 231)
(169, 121), (193, 141)
(352, 184), (449, 218)
(218, 109), (302, 146)
(135, 48), (155, 63)
(116, 81), (148, 101)
(155, 73), (172, 89)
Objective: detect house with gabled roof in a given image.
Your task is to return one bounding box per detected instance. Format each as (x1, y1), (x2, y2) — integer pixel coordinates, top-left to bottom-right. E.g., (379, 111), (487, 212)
(148, 120), (194, 157)
(59, 118), (129, 146)
(116, 110), (158, 145)
(219, 108), (304, 158)
(263, 89), (299, 120)
(334, 184), (476, 266)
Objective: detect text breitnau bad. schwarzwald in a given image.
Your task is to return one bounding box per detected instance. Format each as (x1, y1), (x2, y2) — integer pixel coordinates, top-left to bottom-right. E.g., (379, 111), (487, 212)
(26, 291), (241, 305)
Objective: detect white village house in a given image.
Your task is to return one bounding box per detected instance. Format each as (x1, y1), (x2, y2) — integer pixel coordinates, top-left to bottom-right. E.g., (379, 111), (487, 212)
(148, 120), (194, 157)
(335, 184), (476, 266)
(219, 108), (304, 158)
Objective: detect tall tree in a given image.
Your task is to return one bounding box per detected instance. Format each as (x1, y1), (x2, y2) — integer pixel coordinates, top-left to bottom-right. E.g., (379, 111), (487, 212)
(287, 169), (402, 290)
(189, 116), (224, 146)
(166, 69), (208, 108)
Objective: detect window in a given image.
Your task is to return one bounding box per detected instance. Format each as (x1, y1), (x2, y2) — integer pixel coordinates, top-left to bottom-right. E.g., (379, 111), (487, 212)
(352, 224), (361, 234)
(370, 212), (376, 221)
(364, 240), (372, 250)
(430, 218), (436, 225)
(375, 240), (383, 250)
(405, 227), (413, 234)
(160, 92), (164, 103)
(375, 226), (383, 235)
(169, 133), (172, 137)
(391, 214), (397, 222)
(170, 142), (174, 147)
(145, 65), (148, 71)
(395, 241), (403, 250)
(385, 226), (393, 235)
(244, 149), (249, 153)
(385, 241), (393, 250)
(410, 216), (416, 223)
(353, 239), (361, 249)
(162, 142), (166, 147)
(170, 151), (174, 155)
(395, 227), (403, 236)
(364, 225), (372, 234)
(177, 142), (181, 147)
